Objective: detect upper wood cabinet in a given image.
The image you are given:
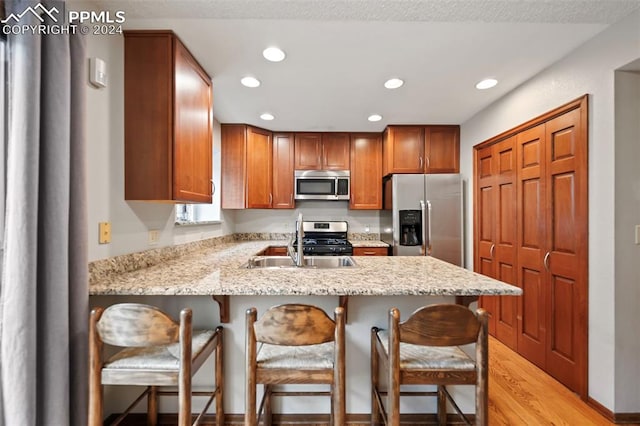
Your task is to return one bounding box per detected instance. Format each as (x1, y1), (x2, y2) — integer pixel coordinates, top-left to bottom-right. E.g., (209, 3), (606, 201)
(349, 133), (382, 209)
(272, 133), (296, 209)
(295, 133), (350, 170)
(221, 125), (295, 209)
(124, 30), (212, 203)
(382, 125), (459, 176)
(246, 127), (273, 209)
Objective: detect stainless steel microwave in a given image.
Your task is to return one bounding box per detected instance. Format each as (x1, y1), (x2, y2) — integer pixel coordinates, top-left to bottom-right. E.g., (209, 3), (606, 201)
(294, 170), (350, 200)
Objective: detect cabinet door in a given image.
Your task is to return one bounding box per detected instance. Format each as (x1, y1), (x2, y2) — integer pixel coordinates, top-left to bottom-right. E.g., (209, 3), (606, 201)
(492, 137), (518, 350)
(543, 108), (587, 397)
(246, 127), (273, 208)
(322, 133), (350, 170)
(221, 124), (247, 209)
(383, 126), (424, 175)
(476, 137), (517, 348)
(350, 133), (382, 209)
(272, 133), (295, 209)
(173, 40), (213, 203)
(353, 247), (387, 256)
(294, 133), (322, 170)
(425, 126), (459, 173)
(475, 144), (498, 334)
(516, 124), (547, 369)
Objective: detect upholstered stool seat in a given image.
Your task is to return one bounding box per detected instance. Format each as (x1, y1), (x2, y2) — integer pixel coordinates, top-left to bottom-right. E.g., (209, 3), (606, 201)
(88, 303), (224, 426)
(371, 304), (488, 426)
(245, 304), (345, 426)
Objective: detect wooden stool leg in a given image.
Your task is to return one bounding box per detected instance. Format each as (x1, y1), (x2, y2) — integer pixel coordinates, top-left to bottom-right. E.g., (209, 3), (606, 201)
(437, 385), (447, 426)
(264, 385), (273, 426)
(371, 329), (380, 426)
(147, 386), (158, 426)
(215, 328), (224, 426)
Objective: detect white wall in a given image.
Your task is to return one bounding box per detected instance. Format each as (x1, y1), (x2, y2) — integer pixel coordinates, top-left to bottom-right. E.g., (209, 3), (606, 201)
(614, 69), (640, 413)
(460, 11), (640, 411)
(85, 34), (234, 262)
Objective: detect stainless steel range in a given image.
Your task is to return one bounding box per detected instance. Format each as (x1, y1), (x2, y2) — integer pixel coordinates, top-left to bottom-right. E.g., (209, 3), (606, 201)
(295, 221), (353, 256)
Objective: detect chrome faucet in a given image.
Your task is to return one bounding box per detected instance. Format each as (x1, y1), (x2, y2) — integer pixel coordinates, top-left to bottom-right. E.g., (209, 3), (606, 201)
(287, 212), (304, 266)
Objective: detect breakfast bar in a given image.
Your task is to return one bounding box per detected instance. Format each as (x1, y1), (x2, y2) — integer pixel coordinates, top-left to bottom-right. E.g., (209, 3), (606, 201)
(89, 239), (521, 418)
(90, 240), (521, 316)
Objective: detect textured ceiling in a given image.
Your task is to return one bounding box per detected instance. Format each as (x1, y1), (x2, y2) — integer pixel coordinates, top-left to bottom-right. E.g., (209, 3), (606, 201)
(83, 0), (640, 131)
(92, 0), (640, 23)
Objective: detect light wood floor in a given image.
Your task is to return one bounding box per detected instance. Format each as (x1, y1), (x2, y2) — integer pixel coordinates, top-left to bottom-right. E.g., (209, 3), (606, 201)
(488, 336), (624, 425)
(119, 336), (631, 425)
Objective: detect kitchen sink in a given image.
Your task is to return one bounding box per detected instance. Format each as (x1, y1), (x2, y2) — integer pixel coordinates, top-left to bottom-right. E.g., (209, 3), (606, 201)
(243, 255), (357, 269)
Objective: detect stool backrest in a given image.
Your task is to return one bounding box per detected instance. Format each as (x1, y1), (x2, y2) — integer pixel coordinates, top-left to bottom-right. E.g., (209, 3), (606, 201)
(397, 304), (482, 347)
(253, 304), (337, 346)
(96, 303), (181, 347)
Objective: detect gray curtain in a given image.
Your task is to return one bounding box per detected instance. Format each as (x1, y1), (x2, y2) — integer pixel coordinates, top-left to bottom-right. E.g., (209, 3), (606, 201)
(0, 1), (88, 425)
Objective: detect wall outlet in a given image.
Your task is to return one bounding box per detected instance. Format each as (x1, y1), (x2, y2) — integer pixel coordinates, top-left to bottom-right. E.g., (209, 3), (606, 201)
(365, 224), (370, 234)
(98, 222), (111, 244)
(148, 230), (160, 245)
(635, 225), (640, 245)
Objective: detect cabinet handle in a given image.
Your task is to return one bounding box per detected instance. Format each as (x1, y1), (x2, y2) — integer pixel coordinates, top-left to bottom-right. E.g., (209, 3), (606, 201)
(269, 193), (273, 206)
(363, 251), (376, 255)
(290, 193), (293, 205)
(426, 156), (430, 170)
(211, 180), (216, 196)
(419, 156), (423, 168)
(490, 243), (495, 258)
(543, 251), (550, 271)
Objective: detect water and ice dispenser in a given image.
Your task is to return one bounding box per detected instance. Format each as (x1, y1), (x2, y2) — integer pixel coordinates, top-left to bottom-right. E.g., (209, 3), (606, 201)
(399, 210), (422, 246)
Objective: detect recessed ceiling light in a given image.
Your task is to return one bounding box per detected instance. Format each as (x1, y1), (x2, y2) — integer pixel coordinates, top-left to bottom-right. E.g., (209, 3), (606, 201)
(240, 76), (261, 88)
(475, 78), (498, 90)
(368, 114), (383, 122)
(384, 78), (404, 89)
(260, 113), (275, 121)
(263, 47), (286, 62)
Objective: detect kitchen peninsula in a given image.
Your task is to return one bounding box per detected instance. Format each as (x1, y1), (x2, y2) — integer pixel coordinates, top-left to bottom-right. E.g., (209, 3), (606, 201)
(89, 238), (520, 417)
(90, 240), (520, 311)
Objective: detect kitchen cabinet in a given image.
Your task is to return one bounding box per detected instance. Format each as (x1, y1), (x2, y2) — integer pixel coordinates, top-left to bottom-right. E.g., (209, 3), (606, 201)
(353, 247), (387, 256)
(221, 125), (295, 209)
(246, 127), (273, 208)
(272, 133), (296, 208)
(349, 133), (382, 209)
(382, 125), (459, 176)
(475, 137), (518, 350)
(124, 30), (212, 203)
(473, 96), (588, 398)
(294, 133), (350, 170)
(266, 246), (288, 256)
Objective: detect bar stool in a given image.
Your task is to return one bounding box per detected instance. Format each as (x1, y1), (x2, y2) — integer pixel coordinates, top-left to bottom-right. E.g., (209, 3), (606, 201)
(245, 303), (345, 426)
(371, 303), (488, 426)
(88, 303), (224, 426)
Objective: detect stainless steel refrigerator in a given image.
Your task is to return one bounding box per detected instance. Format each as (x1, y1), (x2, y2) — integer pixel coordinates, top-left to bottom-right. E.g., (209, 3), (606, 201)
(380, 174), (463, 266)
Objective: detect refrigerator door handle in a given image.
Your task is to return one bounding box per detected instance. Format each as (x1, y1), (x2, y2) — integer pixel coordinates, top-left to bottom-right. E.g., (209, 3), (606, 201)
(426, 200), (433, 256)
(420, 200), (427, 256)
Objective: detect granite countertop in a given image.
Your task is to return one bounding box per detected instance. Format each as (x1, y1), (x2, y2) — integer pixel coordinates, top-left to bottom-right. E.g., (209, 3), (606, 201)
(89, 240), (521, 297)
(350, 240), (389, 248)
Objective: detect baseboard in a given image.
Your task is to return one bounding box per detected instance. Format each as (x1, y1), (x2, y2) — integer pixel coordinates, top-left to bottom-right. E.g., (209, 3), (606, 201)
(108, 412), (474, 425)
(587, 397), (640, 424)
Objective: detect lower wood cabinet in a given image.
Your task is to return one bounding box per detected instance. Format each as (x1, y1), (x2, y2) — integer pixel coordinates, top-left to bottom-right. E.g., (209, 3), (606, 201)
(353, 247), (388, 256)
(265, 246), (288, 256)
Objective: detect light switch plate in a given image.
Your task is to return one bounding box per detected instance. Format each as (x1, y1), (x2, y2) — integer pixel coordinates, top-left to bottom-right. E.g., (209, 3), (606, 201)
(99, 222), (111, 244)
